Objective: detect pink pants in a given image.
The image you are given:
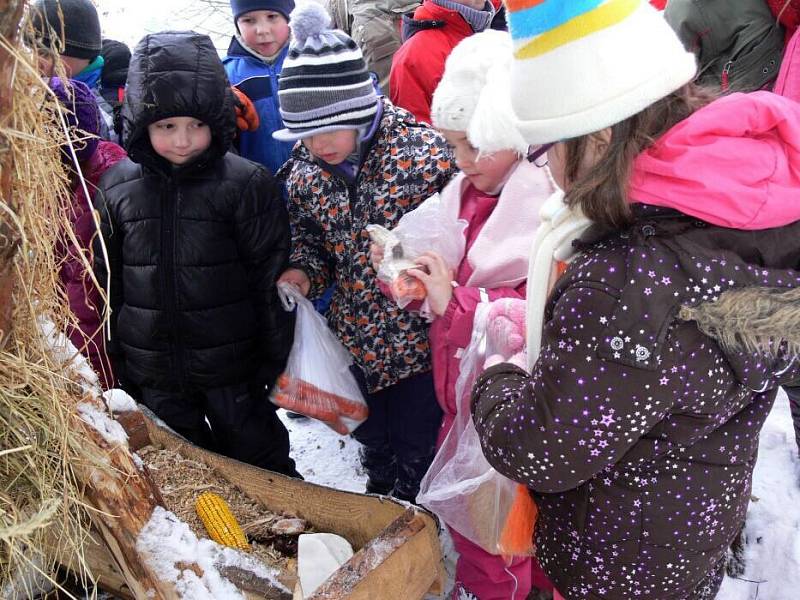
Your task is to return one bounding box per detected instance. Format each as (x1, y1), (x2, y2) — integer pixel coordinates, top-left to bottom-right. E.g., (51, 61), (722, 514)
(450, 527), (531, 600)
(554, 592), (565, 600)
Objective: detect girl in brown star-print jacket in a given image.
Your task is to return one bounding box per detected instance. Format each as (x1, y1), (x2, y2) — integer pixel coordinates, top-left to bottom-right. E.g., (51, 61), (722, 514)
(472, 2), (800, 599)
(272, 3), (455, 503)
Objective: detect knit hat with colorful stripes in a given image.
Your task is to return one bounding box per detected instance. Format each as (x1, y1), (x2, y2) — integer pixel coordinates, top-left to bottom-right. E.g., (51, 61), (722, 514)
(505, 0), (697, 144)
(273, 2), (378, 141)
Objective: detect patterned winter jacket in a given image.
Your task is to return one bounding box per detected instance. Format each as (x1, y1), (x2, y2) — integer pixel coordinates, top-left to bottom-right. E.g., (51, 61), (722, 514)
(279, 99), (456, 393)
(472, 206), (800, 599)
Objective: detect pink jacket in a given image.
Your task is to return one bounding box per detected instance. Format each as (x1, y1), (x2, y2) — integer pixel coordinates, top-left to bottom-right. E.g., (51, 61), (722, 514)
(630, 91), (800, 229)
(59, 140), (127, 388)
(429, 160), (554, 441)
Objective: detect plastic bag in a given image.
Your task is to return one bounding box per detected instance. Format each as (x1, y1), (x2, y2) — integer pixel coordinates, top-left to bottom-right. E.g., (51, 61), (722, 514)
(416, 302), (534, 556)
(367, 192), (468, 308)
(271, 283), (368, 435)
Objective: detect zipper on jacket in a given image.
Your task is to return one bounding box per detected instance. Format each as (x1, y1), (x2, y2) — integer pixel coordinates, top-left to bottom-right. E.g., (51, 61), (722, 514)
(721, 60), (733, 91)
(160, 179), (185, 385)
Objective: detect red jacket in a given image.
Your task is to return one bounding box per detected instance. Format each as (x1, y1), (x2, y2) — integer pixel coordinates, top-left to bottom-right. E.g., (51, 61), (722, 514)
(768, 0), (800, 40)
(60, 140), (127, 388)
(390, 0), (476, 125)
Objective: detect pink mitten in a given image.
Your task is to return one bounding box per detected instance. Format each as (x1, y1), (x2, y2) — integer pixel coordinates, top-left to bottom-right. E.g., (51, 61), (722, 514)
(486, 298), (527, 358)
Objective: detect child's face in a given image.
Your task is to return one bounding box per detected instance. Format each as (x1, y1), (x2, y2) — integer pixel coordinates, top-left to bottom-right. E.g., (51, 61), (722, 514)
(302, 130), (358, 165)
(441, 129), (519, 194)
(237, 10), (290, 58)
(147, 116), (212, 166)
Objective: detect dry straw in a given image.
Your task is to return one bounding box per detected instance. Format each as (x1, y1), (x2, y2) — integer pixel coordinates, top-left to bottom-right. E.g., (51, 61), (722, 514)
(0, 10), (113, 600)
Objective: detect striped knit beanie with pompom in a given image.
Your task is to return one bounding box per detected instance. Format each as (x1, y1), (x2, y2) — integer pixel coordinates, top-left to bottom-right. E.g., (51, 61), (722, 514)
(273, 2), (378, 141)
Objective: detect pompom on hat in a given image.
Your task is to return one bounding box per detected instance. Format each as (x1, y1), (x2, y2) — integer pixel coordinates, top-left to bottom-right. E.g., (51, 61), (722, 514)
(273, 2), (378, 141)
(431, 30), (529, 155)
(504, 0), (698, 145)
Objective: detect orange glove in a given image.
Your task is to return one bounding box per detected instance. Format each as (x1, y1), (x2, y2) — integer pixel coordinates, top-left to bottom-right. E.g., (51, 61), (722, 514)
(232, 86), (259, 132)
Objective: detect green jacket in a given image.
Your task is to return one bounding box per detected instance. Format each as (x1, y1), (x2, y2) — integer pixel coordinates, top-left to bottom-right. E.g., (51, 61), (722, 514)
(665, 0), (785, 92)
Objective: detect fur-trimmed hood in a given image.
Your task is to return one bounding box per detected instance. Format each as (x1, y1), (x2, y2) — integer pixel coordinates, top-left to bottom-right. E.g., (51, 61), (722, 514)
(578, 204), (800, 393)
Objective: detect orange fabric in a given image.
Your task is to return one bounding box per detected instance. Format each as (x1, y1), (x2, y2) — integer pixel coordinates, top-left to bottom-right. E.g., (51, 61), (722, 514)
(505, 0), (546, 12)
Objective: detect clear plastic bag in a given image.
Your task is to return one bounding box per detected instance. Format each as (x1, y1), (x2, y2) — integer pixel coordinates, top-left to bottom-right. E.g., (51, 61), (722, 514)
(416, 303), (531, 555)
(367, 192), (468, 308)
(271, 283), (368, 435)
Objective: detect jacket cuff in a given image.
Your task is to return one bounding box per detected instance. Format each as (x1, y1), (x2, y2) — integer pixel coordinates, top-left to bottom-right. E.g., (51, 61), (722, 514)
(471, 362), (529, 418)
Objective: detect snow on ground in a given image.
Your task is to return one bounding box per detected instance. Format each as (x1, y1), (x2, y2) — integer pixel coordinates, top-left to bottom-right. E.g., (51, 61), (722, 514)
(717, 390), (800, 600)
(278, 409), (367, 492)
(281, 391), (800, 600)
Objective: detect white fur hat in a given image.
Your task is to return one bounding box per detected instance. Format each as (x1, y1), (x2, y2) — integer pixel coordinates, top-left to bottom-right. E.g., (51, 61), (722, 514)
(506, 0), (697, 144)
(431, 30), (529, 155)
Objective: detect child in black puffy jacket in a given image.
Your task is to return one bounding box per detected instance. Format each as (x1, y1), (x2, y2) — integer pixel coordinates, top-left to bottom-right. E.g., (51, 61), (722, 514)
(94, 31), (298, 476)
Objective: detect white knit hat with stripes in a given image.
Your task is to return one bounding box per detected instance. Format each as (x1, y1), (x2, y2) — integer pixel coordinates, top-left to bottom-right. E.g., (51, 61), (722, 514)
(273, 2), (378, 141)
(505, 0), (697, 144)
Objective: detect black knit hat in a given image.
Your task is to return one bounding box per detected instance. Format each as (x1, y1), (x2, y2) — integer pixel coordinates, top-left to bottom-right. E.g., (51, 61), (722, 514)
(31, 0), (102, 60)
(100, 39), (131, 88)
(230, 0), (295, 22)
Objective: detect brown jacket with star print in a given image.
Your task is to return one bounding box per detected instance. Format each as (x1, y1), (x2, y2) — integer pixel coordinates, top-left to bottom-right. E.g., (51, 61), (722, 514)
(472, 205), (800, 599)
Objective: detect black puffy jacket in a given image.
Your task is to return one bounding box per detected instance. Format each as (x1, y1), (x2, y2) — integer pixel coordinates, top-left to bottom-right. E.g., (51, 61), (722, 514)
(94, 31), (292, 392)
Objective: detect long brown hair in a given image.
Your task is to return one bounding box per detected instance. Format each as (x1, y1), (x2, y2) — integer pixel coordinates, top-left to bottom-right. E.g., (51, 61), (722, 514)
(562, 83), (718, 229)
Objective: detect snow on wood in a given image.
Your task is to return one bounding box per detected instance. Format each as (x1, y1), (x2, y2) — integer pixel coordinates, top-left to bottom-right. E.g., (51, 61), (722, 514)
(104, 388), (139, 412)
(77, 401), (129, 446)
(137, 506), (290, 600)
(38, 317), (101, 393)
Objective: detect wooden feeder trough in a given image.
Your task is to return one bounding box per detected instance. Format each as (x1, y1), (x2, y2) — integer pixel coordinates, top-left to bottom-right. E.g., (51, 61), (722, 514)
(55, 411), (446, 600)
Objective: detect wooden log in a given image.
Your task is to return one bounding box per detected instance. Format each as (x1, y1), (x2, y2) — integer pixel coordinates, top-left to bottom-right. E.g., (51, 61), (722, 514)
(308, 508), (437, 600)
(72, 396), (184, 599)
(0, 0), (24, 350)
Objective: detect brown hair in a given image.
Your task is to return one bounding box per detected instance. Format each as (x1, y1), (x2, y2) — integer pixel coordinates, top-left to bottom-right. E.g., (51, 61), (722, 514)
(562, 83), (718, 229)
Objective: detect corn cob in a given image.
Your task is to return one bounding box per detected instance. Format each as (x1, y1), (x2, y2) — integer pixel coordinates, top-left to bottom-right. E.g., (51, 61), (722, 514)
(195, 492), (251, 551)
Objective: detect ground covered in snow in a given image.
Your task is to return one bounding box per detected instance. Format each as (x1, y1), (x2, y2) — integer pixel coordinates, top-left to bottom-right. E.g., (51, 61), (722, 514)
(281, 390), (800, 600)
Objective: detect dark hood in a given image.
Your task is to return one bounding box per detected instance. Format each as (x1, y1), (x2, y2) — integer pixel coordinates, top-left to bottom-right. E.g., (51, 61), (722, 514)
(581, 205), (800, 394)
(121, 31), (236, 175)
(100, 38), (131, 88)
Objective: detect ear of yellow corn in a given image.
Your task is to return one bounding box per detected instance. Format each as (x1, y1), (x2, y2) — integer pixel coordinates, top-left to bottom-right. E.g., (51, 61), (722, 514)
(195, 491), (251, 551)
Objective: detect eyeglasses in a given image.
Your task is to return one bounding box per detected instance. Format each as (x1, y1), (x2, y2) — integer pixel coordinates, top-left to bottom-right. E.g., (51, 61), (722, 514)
(527, 143), (555, 167)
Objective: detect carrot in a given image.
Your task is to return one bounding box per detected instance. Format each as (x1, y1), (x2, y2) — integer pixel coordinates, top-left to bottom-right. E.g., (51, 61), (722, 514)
(498, 483), (538, 557)
(278, 375), (369, 421)
(272, 390), (340, 423)
(391, 272), (426, 301)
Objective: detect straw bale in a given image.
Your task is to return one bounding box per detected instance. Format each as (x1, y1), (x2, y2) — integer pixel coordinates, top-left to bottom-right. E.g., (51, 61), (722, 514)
(0, 9), (116, 597)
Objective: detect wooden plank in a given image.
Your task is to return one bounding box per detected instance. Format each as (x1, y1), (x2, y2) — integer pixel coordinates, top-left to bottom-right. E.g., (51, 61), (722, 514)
(309, 509), (437, 599)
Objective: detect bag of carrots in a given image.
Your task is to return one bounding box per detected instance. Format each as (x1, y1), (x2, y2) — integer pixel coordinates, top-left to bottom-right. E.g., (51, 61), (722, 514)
(367, 192), (467, 309)
(272, 283), (368, 434)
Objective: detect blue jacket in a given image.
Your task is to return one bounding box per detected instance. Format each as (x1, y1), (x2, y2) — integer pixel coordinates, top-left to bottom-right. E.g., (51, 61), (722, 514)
(223, 37), (294, 176)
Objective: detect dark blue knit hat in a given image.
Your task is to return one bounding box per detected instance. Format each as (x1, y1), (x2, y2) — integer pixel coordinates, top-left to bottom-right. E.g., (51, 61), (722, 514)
(230, 0), (295, 22)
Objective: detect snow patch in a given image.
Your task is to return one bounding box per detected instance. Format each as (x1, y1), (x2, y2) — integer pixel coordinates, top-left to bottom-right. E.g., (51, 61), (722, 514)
(39, 317), (101, 394)
(137, 507), (288, 599)
(77, 402), (128, 446)
(718, 390), (800, 600)
(103, 388), (139, 412)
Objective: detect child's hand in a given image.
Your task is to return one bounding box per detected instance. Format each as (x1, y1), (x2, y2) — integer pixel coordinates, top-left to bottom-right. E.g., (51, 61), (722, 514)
(232, 86), (259, 132)
(369, 242), (384, 271)
(278, 268), (311, 297)
(405, 252), (454, 318)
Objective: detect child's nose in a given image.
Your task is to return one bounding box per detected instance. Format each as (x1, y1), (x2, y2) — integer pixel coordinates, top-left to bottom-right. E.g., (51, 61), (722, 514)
(174, 131), (190, 147)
